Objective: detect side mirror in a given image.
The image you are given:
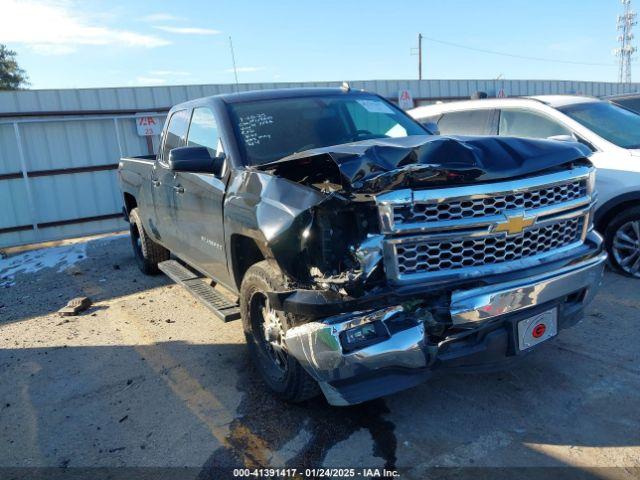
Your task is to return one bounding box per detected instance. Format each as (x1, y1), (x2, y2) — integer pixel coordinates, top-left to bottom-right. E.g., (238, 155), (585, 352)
(422, 121), (440, 135)
(547, 134), (577, 143)
(168, 146), (225, 176)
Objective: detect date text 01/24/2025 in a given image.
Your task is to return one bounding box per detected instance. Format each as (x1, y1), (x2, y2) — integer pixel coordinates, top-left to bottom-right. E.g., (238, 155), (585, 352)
(232, 468), (400, 477)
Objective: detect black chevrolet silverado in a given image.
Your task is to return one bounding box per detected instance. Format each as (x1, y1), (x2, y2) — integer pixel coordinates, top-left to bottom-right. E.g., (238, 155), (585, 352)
(119, 87), (606, 406)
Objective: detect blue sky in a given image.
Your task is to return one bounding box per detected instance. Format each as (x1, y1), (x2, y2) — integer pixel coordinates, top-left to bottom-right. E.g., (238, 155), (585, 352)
(0, 0), (630, 89)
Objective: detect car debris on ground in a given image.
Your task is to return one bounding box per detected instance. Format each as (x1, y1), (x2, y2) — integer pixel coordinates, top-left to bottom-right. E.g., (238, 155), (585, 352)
(58, 296), (93, 316)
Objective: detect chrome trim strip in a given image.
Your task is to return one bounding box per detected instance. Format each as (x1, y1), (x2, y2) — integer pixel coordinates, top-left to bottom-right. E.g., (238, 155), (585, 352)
(377, 166), (593, 207)
(383, 204), (592, 243)
(412, 167), (591, 204)
(383, 196), (591, 235)
(376, 166), (594, 235)
(449, 251), (607, 325)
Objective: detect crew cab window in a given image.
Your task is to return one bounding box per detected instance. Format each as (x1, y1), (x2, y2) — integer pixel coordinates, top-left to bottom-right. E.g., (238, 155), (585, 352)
(436, 109), (499, 135)
(187, 107), (221, 157)
(499, 109), (571, 139)
(161, 109), (190, 162)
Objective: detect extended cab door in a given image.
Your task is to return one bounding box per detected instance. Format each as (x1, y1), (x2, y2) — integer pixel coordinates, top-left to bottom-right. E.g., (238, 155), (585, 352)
(173, 107), (233, 287)
(151, 109), (190, 251)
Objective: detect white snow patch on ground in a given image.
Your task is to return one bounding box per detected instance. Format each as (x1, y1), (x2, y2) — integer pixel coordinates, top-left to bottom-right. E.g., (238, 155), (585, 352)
(0, 234), (129, 288)
(0, 243), (88, 287)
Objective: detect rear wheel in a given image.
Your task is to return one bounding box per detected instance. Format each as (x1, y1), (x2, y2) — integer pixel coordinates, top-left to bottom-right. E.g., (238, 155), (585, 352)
(129, 208), (169, 275)
(240, 260), (319, 402)
(605, 206), (640, 278)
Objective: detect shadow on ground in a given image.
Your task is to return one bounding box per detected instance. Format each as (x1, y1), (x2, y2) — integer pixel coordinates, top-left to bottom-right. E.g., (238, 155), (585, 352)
(1, 339), (638, 475)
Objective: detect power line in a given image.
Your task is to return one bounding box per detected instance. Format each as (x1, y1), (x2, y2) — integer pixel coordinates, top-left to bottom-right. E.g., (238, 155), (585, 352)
(421, 35), (615, 67)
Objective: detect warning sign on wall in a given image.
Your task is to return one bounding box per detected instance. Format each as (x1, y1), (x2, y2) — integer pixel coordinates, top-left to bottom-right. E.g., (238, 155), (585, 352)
(135, 115), (163, 136)
(398, 90), (414, 110)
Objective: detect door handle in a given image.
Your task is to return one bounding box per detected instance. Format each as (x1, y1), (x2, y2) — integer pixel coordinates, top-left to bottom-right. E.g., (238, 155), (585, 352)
(152, 180), (161, 187)
(173, 185), (185, 194)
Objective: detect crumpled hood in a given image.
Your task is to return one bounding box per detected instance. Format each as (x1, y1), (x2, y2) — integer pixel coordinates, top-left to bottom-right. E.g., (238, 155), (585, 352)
(255, 135), (592, 194)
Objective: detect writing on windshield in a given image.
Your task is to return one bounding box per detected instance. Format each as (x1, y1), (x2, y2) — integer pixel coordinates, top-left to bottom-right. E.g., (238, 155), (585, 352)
(227, 94), (426, 165)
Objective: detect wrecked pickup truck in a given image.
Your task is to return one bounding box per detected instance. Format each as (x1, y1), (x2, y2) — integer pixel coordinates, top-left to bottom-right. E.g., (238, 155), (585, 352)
(118, 87), (606, 406)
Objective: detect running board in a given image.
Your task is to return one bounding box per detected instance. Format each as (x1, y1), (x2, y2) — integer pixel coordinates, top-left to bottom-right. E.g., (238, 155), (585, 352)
(158, 260), (241, 322)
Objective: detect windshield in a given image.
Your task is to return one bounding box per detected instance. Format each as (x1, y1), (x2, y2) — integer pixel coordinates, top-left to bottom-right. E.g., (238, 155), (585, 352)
(227, 94), (427, 165)
(558, 101), (640, 149)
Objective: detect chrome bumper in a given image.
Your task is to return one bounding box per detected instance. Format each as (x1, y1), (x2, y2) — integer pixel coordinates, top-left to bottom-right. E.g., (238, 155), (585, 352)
(284, 249), (606, 406)
(450, 250), (607, 324)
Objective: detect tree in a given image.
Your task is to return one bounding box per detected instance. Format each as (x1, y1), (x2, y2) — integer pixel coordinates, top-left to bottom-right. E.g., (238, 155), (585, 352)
(0, 45), (29, 90)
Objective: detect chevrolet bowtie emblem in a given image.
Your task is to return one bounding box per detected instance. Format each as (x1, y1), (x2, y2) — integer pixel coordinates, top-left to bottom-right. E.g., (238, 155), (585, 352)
(493, 212), (536, 235)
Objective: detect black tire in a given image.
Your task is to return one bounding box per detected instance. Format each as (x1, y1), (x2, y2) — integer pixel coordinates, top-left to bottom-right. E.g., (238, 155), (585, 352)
(129, 208), (170, 275)
(240, 260), (319, 402)
(604, 206), (640, 278)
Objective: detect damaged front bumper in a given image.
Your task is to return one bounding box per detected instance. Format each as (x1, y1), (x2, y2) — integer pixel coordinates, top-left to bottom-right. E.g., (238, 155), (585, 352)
(283, 250), (606, 406)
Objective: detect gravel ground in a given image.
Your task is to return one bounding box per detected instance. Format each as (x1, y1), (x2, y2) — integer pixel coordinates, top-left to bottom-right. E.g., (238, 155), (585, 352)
(0, 234), (638, 479)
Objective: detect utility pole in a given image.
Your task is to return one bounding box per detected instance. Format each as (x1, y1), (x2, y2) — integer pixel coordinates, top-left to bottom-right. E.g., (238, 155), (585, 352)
(410, 34), (423, 80)
(228, 36), (239, 91)
(418, 33), (423, 80)
(614, 0), (637, 83)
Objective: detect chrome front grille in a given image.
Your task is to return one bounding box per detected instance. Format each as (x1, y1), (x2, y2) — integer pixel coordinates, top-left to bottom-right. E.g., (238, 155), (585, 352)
(393, 179), (587, 225)
(395, 217), (583, 276)
(376, 166), (596, 284)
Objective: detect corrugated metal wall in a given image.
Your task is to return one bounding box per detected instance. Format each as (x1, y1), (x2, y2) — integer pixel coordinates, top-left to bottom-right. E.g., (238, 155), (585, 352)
(3, 79), (639, 115)
(0, 114), (166, 248)
(1, 79), (639, 249)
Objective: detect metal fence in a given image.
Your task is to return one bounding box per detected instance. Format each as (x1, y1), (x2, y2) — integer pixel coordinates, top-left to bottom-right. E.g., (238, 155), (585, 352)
(1, 79), (640, 249)
(0, 113), (166, 248)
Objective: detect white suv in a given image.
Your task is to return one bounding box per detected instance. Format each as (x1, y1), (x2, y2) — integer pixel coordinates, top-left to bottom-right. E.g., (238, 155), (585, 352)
(409, 96), (640, 278)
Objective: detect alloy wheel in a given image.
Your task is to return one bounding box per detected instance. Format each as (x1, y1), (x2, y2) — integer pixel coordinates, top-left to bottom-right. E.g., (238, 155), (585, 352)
(612, 220), (640, 278)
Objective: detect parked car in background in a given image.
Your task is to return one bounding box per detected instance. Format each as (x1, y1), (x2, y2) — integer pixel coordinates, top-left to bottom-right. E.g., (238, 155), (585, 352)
(605, 92), (640, 114)
(409, 96), (640, 278)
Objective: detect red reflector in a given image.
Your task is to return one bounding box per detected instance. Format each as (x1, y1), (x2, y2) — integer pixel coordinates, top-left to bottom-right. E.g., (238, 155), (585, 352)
(532, 324), (546, 338)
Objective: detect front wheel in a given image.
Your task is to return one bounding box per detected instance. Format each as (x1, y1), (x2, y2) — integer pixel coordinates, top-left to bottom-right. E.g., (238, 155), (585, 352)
(240, 260), (319, 402)
(605, 206), (640, 278)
